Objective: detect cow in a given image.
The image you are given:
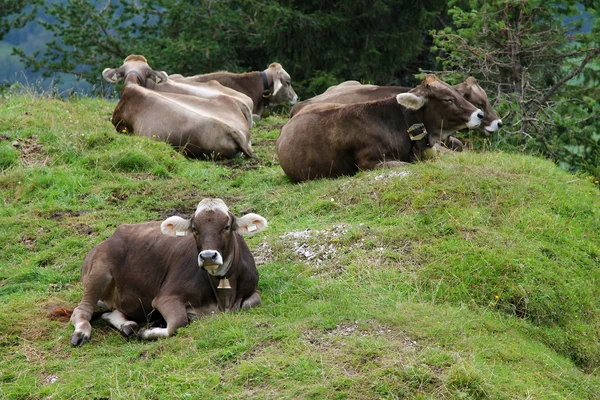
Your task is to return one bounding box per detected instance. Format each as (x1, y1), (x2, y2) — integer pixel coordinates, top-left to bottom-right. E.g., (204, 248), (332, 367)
(173, 63), (298, 119)
(144, 77), (254, 128)
(67, 198), (268, 345)
(276, 74), (484, 182)
(288, 77), (503, 148)
(103, 55), (253, 159)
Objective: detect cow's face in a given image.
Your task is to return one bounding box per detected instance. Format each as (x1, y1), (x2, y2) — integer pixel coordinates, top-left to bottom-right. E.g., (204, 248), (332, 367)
(160, 199), (267, 276)
(102, 54), (168, 87)
(396, 74), (484, 144)
(454, 77), (503, 134)
(266, 63), (298, 106)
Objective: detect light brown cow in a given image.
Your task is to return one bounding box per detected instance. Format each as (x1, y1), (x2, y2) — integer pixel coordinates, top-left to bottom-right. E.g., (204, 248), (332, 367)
(139, 77), (254, 127)
(67, 198), (267, 345)
(174, 63), (298, 118)
(290, 77), (503, 134)
(103, 55), (253, 159)
(276, 74), (483, 182)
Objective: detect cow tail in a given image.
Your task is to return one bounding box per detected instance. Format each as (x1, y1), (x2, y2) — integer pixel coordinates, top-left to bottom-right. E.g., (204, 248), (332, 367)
(50, 306), (75, 322)
(233, 130), (255, 158)
(50, 306), (106, 322)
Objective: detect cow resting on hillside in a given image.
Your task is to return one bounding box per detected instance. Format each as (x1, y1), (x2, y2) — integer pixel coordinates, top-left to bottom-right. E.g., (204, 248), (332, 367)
(276, 74), (484, 182)
(67, 199), (267, 345)
(290, 77), (502, 134)
(289, 77), (503, 152)
(173, 63), (298, 119)
(103, 55), (253, 159)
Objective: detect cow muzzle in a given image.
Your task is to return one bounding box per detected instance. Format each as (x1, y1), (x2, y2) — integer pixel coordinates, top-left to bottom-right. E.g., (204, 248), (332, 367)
(485, 119), (503, 133)
(467, 109), (484, 129)
(198, 250), (224, 274)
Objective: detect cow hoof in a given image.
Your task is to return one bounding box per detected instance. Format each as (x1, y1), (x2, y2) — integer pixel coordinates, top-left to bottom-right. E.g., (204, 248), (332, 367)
(71, 332), (90, 346)
(120, 322), (138, 338)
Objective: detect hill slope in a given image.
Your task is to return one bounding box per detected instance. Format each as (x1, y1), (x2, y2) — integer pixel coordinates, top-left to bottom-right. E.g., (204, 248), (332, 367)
(1, 93), (599, 399)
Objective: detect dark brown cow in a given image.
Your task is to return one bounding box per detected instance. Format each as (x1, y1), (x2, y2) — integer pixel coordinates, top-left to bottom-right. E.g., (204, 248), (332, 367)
(69, 198), (267, 345)
(289, 77), (503, 134)
(276, 74), (484, 182)
(103, 55), (253, 159)
(173, 63), (298, 118)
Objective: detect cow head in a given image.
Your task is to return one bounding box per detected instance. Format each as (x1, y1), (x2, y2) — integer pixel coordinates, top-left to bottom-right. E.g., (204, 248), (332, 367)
(396, 74), (484, 144)
(264, 63), (298, 106)
(160, 199), (267, 276)
(454, 77), (503, 133)
(102, 55), (168, 88)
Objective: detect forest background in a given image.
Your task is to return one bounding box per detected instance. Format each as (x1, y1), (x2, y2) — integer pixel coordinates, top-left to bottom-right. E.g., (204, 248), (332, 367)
(1, 0), (599, 182)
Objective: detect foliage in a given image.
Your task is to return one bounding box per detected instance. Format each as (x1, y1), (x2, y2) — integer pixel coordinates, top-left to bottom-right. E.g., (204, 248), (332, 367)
(0, 0), (39, 39)
(432, 0), (600, 180)
(1, 92), (600, 398)
(11, 0), (450, 97)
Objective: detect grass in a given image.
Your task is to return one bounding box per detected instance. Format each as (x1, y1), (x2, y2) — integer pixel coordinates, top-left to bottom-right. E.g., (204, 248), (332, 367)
(1, 91), (599, 399)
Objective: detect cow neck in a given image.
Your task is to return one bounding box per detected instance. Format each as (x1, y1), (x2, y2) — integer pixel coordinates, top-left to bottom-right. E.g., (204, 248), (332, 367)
(260, 71), (272, 111)
(206, 234), (240, 312)
(124, 70), (145, 86)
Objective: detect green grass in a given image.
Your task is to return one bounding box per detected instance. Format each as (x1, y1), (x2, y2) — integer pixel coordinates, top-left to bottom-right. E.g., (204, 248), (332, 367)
(1, 92), (599, 399)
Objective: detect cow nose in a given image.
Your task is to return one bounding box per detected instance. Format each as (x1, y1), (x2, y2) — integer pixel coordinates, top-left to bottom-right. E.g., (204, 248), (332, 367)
(199, 250), (219, 262)
(497, 121), (503, 128)
(477, 112), (484, 121)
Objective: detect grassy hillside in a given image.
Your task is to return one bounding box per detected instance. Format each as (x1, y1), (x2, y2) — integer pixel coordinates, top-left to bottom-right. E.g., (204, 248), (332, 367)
(1, 92), (599, 399)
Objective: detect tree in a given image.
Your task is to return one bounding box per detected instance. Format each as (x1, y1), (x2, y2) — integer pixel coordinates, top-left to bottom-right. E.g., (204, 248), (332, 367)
(12, 0), (449, 98)
(0, 0), (39, 39)
(432, 0), (600, 180)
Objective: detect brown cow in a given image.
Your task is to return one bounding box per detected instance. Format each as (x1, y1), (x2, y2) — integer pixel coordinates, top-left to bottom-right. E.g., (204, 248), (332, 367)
(174, 63), (298, 118)
(289, 77), (503, 134)
(276, 74), (483, 182)
(143, 77), (254, 127)
(68, 198), (267, 345)
(103, 55), (253, 159)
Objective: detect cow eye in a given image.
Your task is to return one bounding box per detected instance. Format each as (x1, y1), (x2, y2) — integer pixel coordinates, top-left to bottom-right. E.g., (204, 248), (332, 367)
(191, 226), (198, 235)
(223, 225), (231, 232)
(444, 98), (455, 104)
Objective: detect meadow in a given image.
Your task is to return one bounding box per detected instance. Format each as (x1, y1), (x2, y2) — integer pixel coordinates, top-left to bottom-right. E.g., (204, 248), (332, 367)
(0, 91), (599, 399)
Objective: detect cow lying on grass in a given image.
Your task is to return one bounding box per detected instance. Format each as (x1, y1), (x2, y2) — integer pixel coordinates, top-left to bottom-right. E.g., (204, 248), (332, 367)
(289, 77), (503, 151)
(64, 199), (267, 345)
(276, 74), (484, 182)
(175, 63), (298, 119)
(103, 55), (254, 159)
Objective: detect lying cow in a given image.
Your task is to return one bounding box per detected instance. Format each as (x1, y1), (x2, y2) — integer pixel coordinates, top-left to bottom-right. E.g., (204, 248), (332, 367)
(276, 74), (483, 182)
(173, 63), (298, 119)
(68, 198), (267, 345)
(103, 55), (253, 159)
(289, 77), (503, 150)
(290, 77), (501, 133)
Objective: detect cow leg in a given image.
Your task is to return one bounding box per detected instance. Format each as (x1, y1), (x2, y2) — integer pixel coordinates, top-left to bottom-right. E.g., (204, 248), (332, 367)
(101, 310), (138, 338)
(241, 292), (262, 310)
(138, 296), (188, 340)
(70, 272), (113, 346)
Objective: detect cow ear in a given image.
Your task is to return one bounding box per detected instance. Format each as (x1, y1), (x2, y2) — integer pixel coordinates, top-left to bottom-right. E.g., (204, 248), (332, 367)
(234, 213), (268, 235)
(102, 68), (123, 83)
(160, 216), (191, 237)
(150, 70), (168, 84)
(396, 93), (426, 110)
(272, 77), (283, 95)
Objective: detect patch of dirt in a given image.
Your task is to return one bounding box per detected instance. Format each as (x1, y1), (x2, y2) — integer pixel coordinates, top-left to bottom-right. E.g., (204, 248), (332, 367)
(253, 242), (273, 266)
(19, 234), (37, 250)
(280, 224), (350, 266)
(49, 210), (89, 220)
(12, 135), (50, 167)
